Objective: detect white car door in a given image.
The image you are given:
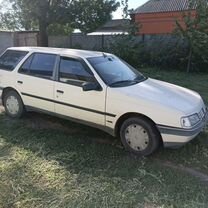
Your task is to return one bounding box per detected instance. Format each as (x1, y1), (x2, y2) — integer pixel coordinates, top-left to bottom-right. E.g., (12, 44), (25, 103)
(54, 56), (107, 126)
(16, 52), (57, 112)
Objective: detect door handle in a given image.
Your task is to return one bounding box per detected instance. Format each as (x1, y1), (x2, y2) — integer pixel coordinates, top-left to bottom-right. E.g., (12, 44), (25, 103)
(17, 81), (23, 84)
(57, 90), (64, 94)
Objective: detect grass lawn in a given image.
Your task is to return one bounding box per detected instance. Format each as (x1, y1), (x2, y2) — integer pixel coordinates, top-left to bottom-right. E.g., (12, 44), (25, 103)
(0, 68), (208, 208)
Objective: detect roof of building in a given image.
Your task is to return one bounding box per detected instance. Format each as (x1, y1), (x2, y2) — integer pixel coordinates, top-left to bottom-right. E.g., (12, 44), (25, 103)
(8, 47), (109, 58)
(132, 0), (196, 14)
(88, 19), (130, 35)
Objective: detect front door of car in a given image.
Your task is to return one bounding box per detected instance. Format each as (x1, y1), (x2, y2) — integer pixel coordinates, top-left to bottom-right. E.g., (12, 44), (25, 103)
(54, 56), (106, 126)
(16, 52), (57, 112)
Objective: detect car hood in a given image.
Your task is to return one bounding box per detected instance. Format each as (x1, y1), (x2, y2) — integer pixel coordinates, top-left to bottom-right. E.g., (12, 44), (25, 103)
(117, 78), (203, 114)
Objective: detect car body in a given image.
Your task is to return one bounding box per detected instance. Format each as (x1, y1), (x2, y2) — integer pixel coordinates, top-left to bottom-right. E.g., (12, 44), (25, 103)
(0, 47), (207, 156)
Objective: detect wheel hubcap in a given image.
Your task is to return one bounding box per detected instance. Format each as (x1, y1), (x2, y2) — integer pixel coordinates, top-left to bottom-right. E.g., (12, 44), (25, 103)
(6, 96), (19, 115)
(125, 124), (149, 151)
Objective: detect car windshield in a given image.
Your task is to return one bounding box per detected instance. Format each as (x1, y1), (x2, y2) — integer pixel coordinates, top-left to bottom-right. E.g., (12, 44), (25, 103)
(87, 55), (147, 87)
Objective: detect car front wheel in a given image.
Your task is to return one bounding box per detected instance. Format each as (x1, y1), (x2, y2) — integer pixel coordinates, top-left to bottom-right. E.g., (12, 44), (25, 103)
(120, 117), (161, 156)
(3, 90), (25, 118)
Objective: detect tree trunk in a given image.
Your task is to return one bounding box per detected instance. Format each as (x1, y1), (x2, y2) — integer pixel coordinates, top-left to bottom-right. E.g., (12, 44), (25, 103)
(39, 20), (48, 47)
(187, 46), (192, 73)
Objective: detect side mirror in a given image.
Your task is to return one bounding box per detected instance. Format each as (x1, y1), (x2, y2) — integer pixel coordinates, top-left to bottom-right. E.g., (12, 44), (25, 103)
(82, 82), (102, 92)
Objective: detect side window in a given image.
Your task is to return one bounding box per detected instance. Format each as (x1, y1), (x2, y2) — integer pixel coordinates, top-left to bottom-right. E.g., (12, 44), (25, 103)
(0, 50), (28, 71)
(19, 55), (33, 74)
(19, 53), (56, 79)
(30, 53), (56, 78)
(59, 57), (94, 84)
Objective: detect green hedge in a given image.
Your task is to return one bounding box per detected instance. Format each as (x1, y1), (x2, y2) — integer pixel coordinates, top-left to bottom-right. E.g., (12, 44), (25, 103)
(105, 35), (208, 72)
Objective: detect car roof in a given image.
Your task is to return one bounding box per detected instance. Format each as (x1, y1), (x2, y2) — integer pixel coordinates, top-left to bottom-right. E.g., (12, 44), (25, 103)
(7, 47), (109, 58)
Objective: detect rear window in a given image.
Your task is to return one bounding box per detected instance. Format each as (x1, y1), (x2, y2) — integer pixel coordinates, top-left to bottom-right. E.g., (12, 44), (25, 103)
(0, 50), (28, 71)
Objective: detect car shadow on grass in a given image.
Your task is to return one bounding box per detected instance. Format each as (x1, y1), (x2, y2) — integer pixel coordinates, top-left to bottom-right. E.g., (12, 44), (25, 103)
(1, 112), (208, 207)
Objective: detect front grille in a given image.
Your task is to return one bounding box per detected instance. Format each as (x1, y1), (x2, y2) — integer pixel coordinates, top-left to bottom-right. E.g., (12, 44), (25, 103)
(198, 108), (206, 120)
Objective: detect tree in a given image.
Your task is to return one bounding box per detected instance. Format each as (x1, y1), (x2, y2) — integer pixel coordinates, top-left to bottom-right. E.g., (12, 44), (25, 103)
(176, 0), (208, 72)
(121, 0), (128, 19)
(72, 0), (119, 34)
(47, 23), (74, 36)
(5, 0), (119, 46)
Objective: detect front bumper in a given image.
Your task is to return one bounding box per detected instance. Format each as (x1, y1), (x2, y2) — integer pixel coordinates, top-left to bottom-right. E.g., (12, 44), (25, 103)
(158, 110), (208, 148)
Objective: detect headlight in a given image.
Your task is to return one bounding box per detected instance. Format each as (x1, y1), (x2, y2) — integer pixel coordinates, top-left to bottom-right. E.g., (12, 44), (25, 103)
(181, 114), (200, 128)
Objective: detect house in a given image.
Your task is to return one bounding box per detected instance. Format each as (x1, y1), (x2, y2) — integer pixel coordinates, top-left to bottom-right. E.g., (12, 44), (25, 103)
(88, 19), (130, 36)
(130, 0), (196, 35)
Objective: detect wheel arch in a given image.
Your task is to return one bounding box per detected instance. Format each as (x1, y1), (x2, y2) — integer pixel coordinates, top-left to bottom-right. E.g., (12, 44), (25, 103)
(115, 112), (162, 139)
(2, 87), (22, 106)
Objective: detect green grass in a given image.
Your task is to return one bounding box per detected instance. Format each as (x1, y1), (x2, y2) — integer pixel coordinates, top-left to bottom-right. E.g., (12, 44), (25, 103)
(0, 68), (208, 208)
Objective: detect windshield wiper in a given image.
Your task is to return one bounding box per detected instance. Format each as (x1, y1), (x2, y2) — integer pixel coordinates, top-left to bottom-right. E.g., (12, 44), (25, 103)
(109, 80), (139, 87)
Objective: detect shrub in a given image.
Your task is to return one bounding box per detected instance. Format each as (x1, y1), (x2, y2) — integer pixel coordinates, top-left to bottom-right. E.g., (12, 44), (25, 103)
(105, 34), (208, 72)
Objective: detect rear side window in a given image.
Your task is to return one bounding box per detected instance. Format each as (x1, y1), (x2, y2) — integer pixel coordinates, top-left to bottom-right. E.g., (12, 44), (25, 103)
(19, 53), (57, 79)
(0, 50), (28, 71)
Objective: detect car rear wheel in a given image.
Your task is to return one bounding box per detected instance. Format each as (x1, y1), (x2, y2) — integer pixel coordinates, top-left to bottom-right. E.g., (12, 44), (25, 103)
(3, 90), (25, 118)
(120, 117), (161, 156)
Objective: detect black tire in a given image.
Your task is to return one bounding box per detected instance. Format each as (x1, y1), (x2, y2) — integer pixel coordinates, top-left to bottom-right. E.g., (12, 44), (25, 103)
(120, 117), (161, 156)
(3, 90), (25, 118)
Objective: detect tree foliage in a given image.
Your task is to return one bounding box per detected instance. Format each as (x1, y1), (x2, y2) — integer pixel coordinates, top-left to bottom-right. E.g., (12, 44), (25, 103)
(2, 0), (119, 46)
(47, 23), (74, 36)
(72, 0), (119, 34)
(176, 0), (208, 72)
(121, 0), (128, 18)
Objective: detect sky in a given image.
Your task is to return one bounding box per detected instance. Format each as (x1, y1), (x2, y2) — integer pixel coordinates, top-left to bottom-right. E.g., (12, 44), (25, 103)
(113, 0), (149, 19)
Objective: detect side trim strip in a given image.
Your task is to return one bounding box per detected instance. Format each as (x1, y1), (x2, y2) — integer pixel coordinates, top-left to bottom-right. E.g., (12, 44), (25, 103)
(21, 92), (116, 118)
(157, 123), (205, 137)
(157, 124), (185, 131)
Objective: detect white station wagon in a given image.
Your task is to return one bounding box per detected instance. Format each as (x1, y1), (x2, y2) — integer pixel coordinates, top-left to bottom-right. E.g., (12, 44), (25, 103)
(0, 47), (207, 156)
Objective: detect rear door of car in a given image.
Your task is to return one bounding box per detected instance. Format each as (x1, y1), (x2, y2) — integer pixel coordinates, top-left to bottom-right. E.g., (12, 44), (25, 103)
(16, 52), (58, 112)
(54, 56), (106, 126)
